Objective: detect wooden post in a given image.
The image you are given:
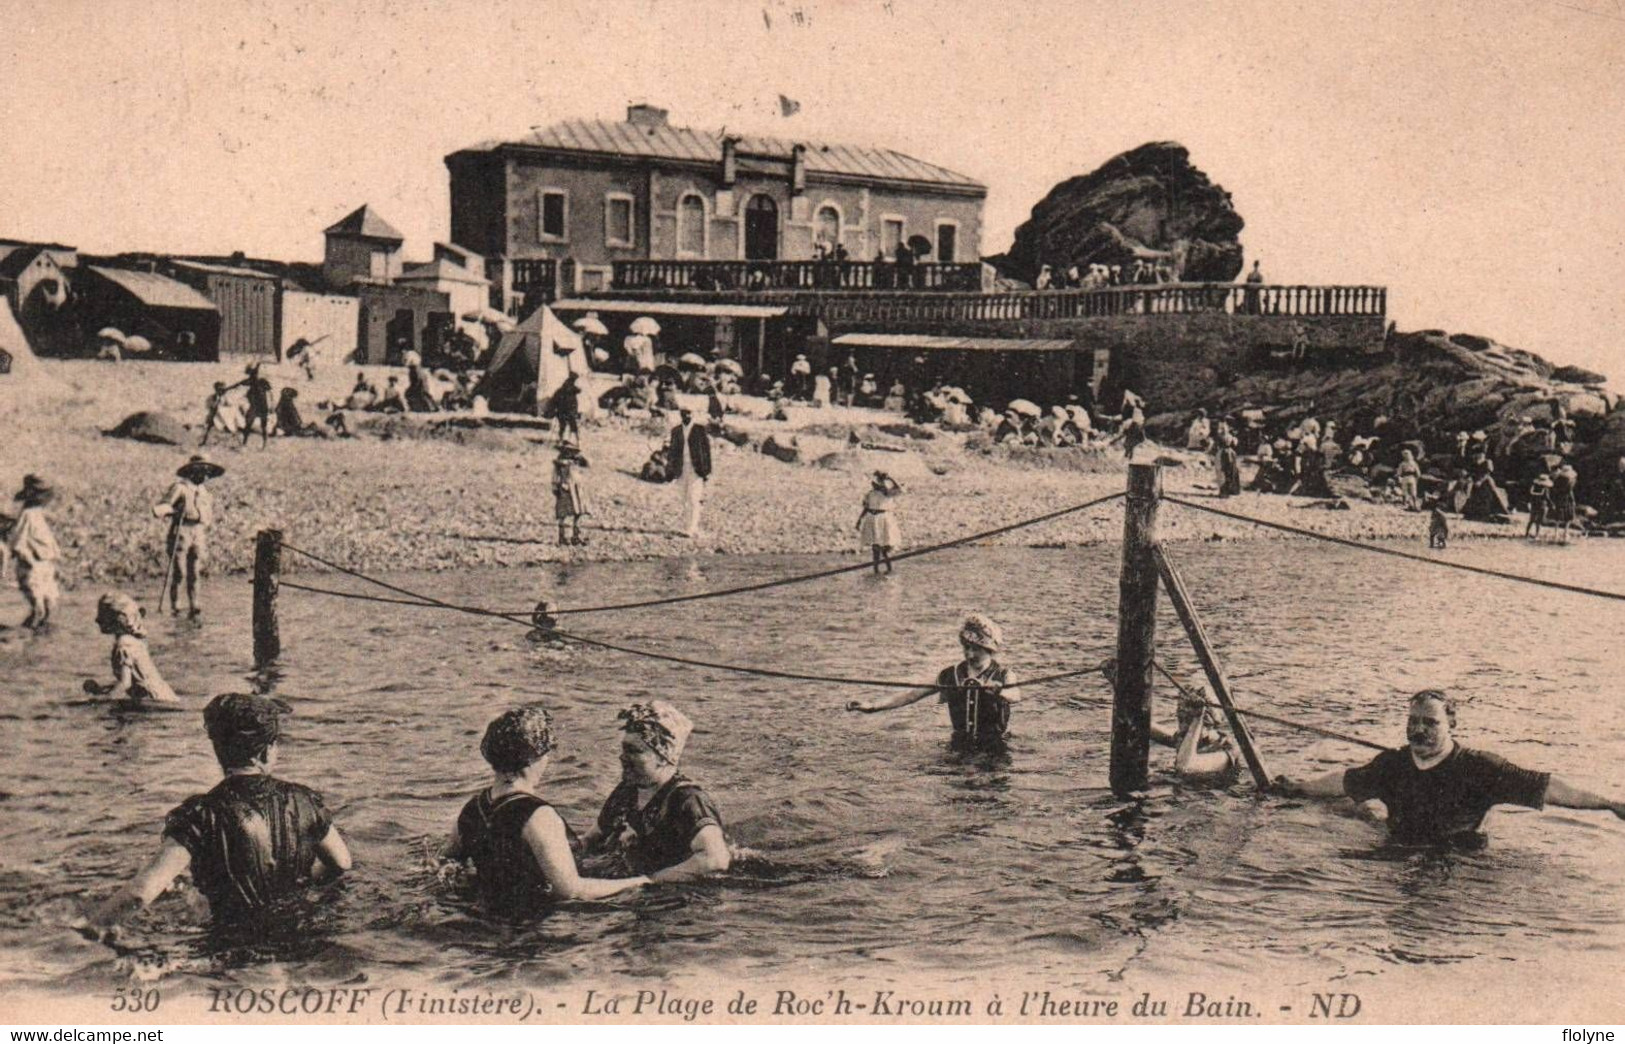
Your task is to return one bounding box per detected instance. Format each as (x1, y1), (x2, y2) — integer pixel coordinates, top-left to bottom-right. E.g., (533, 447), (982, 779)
(252, 528), (282, 668)
(1152, 543), (1273, 789)
(1111, 462), (1162, 795)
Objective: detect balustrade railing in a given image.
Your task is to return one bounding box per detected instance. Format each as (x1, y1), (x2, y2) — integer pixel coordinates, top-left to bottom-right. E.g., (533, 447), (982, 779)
(612, 259), (984, 293)
(587, 281), (1387, 322)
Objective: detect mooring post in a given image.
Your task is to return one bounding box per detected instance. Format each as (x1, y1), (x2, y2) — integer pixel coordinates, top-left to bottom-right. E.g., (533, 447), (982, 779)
(252, 528), (282, 668)
(1111, 462), (1162, 795)
(1152, 543), (1273, 790)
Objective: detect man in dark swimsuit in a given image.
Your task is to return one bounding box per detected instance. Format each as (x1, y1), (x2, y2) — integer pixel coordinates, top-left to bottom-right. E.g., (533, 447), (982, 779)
(584, 701), (730, 881)
(229, 363), (273, 449)
(1277, 689), (1625, 847)
(88, 693), (351, 929)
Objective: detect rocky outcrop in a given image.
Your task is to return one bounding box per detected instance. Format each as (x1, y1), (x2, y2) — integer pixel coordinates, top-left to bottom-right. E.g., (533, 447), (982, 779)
(988, 142), (1245, 284)
(103, 411), (187, 445)
(1144, 329), (1620, 483)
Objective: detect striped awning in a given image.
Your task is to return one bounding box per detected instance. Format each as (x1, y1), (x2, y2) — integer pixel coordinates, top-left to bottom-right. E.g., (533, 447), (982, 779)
(552, 298), (788, 319)
(833, 332), (1074, 352)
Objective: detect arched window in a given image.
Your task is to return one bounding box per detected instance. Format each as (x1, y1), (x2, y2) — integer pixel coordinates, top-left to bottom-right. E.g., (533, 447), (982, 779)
(815, 205), (840, 252)
(678, 194), (706, 256)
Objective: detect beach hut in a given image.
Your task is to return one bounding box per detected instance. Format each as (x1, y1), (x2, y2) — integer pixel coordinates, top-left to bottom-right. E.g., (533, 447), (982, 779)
(476, 305), (589, 415)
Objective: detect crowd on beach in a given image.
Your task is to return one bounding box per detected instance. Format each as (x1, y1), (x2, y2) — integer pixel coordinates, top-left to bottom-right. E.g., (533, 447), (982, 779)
(1178, 397), (1625, 541)
(10, 396), (1625, 951)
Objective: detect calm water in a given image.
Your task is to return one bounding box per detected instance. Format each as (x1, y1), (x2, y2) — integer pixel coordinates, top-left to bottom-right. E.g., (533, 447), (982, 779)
(2, 536), (1624, 1000)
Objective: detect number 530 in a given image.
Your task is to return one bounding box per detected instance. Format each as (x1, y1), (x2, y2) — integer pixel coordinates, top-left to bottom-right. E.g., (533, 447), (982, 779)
(110, 987), (161, 1012)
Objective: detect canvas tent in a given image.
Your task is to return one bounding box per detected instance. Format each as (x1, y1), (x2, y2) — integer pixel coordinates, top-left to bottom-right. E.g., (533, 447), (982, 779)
(475, 305), (591, 415)
(0, 297), (38, 377)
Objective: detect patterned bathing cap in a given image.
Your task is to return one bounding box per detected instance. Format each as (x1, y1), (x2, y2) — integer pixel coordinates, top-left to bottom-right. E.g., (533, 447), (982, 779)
(617, 700), (694, 765)
(481, 703), (557, 775)
(959, 613), (1003, 653)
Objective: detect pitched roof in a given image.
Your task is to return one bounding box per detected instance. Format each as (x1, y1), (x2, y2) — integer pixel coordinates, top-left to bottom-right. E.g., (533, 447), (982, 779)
(397, 258), (490, 286)
(170, 258), (280, 280)
(0, 244), (56, 281)
(464, 118), (984, 190)
(323, 205), (405, 242)
(86, 266), (219, 311)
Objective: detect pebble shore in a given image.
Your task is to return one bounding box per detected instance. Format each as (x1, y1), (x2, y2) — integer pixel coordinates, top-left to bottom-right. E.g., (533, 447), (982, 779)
(1, 360), (1515, 587)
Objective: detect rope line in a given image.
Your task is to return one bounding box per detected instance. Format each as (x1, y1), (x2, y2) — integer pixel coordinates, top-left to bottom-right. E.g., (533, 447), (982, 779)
(1165, 496), (1625, 606)
(278, 491), (1125, 618)
(1151, 660), (1387, 752)
(277, 551), (1110, 691)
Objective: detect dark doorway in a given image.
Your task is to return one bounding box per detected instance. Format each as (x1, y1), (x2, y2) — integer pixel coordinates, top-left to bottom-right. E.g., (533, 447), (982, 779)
(386, 309), (416, 365)
(745, 195), (778, 260)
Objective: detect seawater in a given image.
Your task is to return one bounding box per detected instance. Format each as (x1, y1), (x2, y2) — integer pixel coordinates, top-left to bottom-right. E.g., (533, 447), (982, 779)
(1, 538), (1623, 997)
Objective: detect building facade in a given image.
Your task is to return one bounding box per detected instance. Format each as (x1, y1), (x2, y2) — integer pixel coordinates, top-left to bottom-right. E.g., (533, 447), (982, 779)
(445, 105), (986, 310)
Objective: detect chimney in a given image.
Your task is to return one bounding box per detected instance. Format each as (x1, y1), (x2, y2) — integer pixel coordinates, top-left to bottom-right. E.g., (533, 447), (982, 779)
(722, 136), (738, 186)
(791, 143), (806, 195)
(626, 103), (668, 129)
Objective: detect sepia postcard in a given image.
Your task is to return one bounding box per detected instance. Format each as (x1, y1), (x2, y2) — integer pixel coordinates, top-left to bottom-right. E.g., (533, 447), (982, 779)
(3, 0), (1624, 1028)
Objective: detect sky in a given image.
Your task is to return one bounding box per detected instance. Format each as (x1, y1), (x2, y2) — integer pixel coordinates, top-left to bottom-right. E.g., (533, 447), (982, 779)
(3, 0), (1623, 375)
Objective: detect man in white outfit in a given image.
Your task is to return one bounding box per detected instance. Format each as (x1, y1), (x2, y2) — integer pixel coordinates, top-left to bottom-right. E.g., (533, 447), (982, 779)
(668, 407), (712, 538)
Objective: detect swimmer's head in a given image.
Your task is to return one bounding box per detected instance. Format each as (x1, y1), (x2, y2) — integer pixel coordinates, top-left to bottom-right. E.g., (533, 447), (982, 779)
(96, 592), (146, 638)
(958, 613), (1003, 655)
(481, 704), (556, 776)
(204, 692), (292, 769)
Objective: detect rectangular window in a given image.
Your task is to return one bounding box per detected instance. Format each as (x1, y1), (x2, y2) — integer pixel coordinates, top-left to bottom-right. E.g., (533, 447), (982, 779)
(881, 218), (904, 256)
(579, 267), (609, 292)
(540, 190), (567, 241)
(936, 222), (958, 263)
(605, 194), (634, 247)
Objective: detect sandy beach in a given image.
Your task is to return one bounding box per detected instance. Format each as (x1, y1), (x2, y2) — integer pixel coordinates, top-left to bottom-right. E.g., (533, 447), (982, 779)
(1, 359), (1515, 586)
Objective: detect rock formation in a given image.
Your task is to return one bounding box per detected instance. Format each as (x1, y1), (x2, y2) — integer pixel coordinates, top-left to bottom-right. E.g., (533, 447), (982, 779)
(1145, 329), (1617, 484)
(988, 142), (1245, 284)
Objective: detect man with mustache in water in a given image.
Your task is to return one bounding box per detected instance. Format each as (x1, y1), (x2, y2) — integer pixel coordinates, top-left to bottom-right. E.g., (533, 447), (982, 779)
(582, 701), (730, 882)
(1276, 689), (1625, 848)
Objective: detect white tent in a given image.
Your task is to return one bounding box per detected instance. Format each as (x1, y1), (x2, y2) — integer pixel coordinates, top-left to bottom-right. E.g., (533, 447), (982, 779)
(477, 305), (592, 415)
(0, 298), (39, 377)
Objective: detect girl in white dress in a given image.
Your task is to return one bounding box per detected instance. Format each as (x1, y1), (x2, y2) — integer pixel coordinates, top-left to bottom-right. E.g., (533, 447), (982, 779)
(855, 471), (903, 574)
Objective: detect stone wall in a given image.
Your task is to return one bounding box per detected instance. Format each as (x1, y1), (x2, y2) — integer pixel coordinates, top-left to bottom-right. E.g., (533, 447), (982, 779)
(820, 310), (1387, 408)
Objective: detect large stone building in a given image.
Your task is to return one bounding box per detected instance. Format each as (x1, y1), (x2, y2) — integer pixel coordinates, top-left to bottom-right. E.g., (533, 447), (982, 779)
(444, 104), (987, 309)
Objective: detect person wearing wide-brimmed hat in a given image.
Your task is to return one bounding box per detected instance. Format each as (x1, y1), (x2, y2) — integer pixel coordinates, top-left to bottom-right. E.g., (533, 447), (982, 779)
(846, 613), (1024, 748)
(446, 704), (648, 915)
(87, 693), (351, 931)
(583, 700), (729, 882)
(153, 456), (223, 616)
(856, 470), (903, 574)
(551, 441), (591, 546)
(8, 474), (60, 629)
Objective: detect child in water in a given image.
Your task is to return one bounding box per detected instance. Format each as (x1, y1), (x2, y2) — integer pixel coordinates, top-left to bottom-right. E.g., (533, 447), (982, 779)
(82, 593), (178, 703)
(552, 443), (590, 545)
(845, 614), (1022, 746)
(855, 471), (903, 574)
(1151, 681), (1239, 785)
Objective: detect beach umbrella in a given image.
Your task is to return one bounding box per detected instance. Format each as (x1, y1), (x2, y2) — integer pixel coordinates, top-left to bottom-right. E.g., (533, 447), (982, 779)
(460, 307), (510, 324)
(1006, 398), (1041, 417)
(97, 327), (126, 344)
(944, 387), (972, 404)
(630, 316), (661, 336)
(678, 352), (708, 369)
(714, 358), (744, 376)
(1066, 405), (1092, 427)
(573, 313), (609, 337)
(123, 335), (152, 353)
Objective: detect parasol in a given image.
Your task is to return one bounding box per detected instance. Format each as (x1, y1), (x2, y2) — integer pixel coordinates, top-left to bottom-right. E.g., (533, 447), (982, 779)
(96, 327), (126, 344)
(630, 317), (661, 336)
(123, 335), (152, 353)
(1006, 399), (1041, 418)
(1066, 405), (1093, 426)
(678, 352), (708, 369)
(714, 358), (743, 376)
(573, 313), (609, 336)
(944, 387), (972, 404)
